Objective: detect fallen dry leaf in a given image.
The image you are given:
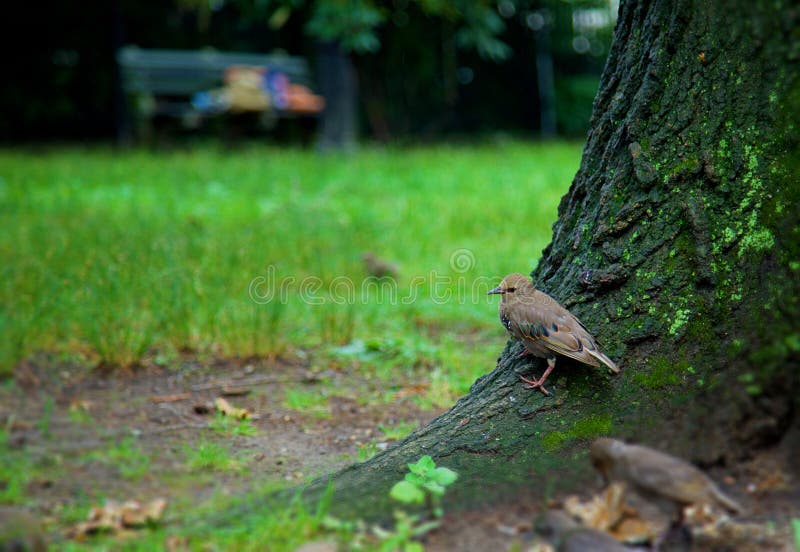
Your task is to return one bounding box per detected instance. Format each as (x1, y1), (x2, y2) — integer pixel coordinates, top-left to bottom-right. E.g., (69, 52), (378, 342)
(563, 482), (626, 531)
(151, 393), (192, 403)
(691, 516), (787, 551)
(69, 498), (168, 539)
(121, 498), (167, 526)
(221, 385), (251, 396)
(215, 397), (250, 420)
(393, 384), (429, 398)
(563, 483), (662, 544)
(69, 399), (93, 413)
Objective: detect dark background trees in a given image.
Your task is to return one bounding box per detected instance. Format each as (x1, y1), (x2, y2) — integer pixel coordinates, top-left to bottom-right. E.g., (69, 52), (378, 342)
(0, 0), (612, 142)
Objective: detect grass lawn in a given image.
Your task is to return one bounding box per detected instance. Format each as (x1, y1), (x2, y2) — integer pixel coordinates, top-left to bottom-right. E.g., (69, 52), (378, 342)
(0, 141), (578, 383)
(0, 140), (580, 549)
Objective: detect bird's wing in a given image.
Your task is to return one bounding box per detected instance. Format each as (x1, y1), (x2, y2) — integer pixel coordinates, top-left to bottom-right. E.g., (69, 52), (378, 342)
(510, 296), (602, 366)
(622, 446), (712, 505)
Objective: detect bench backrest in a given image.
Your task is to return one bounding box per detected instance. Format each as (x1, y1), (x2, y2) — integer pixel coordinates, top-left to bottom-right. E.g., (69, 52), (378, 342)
(117, 46), (312, 96)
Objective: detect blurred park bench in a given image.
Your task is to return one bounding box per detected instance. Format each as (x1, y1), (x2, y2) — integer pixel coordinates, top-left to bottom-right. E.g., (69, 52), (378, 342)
(116, 46), (324, 142)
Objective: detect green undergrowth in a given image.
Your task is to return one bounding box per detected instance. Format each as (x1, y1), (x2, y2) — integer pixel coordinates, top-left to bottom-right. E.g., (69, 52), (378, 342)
(86, 436), (151, 480)
(60, 455), (461, 551)
(0, 141), (578, 376)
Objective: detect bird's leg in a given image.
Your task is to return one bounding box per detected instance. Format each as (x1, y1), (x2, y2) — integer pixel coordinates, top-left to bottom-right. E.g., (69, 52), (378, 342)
(520, 357), (556, 396)
(517, 347), (531, 359)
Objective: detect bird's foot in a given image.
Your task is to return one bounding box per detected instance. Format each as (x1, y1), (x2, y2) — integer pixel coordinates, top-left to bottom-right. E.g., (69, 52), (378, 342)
(519, 375), (550, 396)
(517, 348), (531, 359)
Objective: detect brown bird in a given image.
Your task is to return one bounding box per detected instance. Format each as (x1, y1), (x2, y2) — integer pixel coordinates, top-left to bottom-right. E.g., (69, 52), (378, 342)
(488, 273), (618, 395)
(589, 438), (742, 518)
(362, 251), (399, 279)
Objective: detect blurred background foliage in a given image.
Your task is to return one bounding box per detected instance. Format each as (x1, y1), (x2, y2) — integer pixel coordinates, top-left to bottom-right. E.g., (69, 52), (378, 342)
(1, 0), (614, 142)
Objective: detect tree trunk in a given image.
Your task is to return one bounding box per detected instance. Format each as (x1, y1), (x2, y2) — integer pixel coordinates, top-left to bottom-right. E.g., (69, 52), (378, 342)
(315, 40), (358, 151)
(533, 13), (556, 138)
(305, 0), (800, 519)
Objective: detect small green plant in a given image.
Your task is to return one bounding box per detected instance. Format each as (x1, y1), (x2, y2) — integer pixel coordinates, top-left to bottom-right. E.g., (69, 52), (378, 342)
(68, 405), (93, 425)
(38, 397), (54, 438)
(100, 436), (151, 480)
(792, 518), (800, 552)
(390, 455), (458, 518)
(182, 481), (349, 551)
(378, 420), (418, 441)
(358, 455), (460, 551)
(283, 388), (331, 419)
(0, 429), (30, 503)
(208, 411), (257, 436)
(357, 440), (379, 462)
(184, 439), (241, 471)
(373, 510), (438, 552)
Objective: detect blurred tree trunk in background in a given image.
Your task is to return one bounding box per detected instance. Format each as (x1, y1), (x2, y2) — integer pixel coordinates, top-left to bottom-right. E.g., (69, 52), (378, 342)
(292, 0), (800, 519)
(316, 41), (358, 151)
(533, 12), (556, 138)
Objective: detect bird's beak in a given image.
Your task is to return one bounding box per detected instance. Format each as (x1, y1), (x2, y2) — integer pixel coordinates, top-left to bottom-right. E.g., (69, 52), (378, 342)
(487, 286), (504, 295)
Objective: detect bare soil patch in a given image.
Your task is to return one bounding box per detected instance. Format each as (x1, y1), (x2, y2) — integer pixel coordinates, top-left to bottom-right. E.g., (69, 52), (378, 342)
(0, 354), (440, 541)
(1, 354), (798, 550)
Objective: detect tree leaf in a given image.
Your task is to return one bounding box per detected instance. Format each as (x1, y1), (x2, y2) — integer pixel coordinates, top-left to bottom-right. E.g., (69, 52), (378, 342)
(431, 466), (458, 486)
(422, 481), (445, 496)
(390, 480), (425, 504)
(404, 473), (424, 485)
(409, 455), (435, 473)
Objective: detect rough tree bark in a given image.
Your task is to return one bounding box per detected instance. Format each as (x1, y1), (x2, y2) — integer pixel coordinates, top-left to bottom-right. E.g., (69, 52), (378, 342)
(306, 0), (800, 518)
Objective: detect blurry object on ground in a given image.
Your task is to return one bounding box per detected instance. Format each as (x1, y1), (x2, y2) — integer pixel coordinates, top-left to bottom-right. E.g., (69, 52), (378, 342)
(554, 439), (790, 549)
(536, 510), (628, 551)
(554, 437), (758, 548)
(687, 505), (790, 551)
(589, 438), (742, 517)
(214, 396), (251, 420)
(563, 482), (661, 544)
(68, 498), (167, 539)
(294, 540), (338, 552)
(362, 251), (399, 279)
(116, 46), (323, 143)
(0, 507), (46, 552)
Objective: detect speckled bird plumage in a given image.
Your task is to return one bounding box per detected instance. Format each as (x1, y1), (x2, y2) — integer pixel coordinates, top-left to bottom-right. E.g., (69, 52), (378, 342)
(590, 438), (742, 515)
(489, 273), (618, 394)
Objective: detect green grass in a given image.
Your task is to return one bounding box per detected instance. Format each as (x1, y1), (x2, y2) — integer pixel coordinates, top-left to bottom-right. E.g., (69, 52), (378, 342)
(0, 429), (28, 503)
(61, 482), (348, 552)
(378, 420), (418, 441)
(283, 388), (332, 419)
(0, 428), (64, 504)
(208, 411), (258, 436)
(87, 436), (152, 480)
(184, 439), (243, 472)
(0, 141), (578, 376)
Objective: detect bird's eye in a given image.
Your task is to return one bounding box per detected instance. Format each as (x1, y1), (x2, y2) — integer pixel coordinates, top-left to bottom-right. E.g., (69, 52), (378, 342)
(507, 287), (516, 293)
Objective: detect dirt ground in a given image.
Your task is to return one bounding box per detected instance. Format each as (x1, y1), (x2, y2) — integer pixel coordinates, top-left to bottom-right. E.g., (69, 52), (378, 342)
(1, 355), (798, 550)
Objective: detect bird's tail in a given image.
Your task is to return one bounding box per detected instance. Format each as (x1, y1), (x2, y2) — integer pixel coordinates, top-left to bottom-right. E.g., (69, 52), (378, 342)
(712, 485), (743, 514)
(590, 350), (619, 374)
